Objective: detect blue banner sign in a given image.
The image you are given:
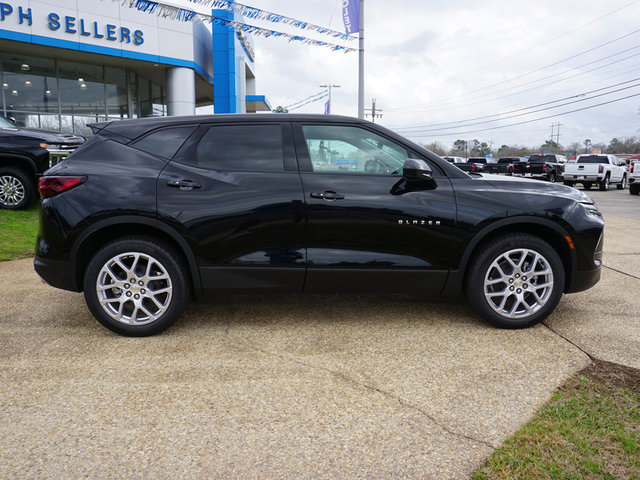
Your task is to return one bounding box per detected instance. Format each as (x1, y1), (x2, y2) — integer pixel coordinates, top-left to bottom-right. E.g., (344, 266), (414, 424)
(0, 2), (144, 45)
(342, 0), (359, 35)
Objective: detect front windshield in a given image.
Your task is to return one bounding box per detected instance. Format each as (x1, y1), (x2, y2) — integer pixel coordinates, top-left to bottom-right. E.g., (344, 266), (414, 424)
(0, 116), (15, 128)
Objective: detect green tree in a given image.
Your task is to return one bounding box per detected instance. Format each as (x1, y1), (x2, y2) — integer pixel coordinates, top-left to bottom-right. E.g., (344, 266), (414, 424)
(451, 139), (468, 156)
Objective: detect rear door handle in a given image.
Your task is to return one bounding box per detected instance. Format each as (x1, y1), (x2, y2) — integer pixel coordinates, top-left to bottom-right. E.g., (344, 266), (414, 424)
(167, 179), (201, 190)
(310, 191), (344, 201)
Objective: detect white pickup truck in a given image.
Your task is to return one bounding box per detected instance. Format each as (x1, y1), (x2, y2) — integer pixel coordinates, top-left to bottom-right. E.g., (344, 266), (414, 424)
(563, 154), (628, 191)
(630, 160), (639, 195)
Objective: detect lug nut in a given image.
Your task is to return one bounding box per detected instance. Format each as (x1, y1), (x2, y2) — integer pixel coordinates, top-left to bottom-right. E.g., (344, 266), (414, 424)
(516, 288), (522, 294)
(140, 289), (146, 294)
(522, 276), (527, 281)
(509, 278), (514, 284)
(124, 283), (130, 289)
(523, 284), (528, 289)
(126, 291), (132, 297)
(515, 273), (520, 279)
(130, 278), (136, 283)
(509, 286), (515, 291)
(134, 294), (140, 300)
(138, 281), (144, 286)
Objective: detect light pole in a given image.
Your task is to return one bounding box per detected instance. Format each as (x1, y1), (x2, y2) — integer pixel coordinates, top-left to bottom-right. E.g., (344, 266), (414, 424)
(358, 0), (364, 119)
(320, 84), (340, 114)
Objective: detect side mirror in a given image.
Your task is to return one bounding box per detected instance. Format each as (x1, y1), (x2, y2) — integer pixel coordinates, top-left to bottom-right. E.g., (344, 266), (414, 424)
(403, 158), (433, 180)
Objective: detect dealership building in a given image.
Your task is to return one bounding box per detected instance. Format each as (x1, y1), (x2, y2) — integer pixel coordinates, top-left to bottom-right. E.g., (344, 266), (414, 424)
(0, 0), (270, 136)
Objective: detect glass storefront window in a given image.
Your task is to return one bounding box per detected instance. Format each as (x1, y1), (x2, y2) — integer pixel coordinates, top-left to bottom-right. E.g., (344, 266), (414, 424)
(105, 67), (128, 120)
(1, 54), (168, 135)
(1, 54), (58, 128)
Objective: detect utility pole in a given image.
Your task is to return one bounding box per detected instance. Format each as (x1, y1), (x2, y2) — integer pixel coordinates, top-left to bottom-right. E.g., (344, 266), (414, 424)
(550, 122), (561, 145)
(365, 98), (382, 123)
(320, 84), (340, 114)
(358, 0), (364, 119)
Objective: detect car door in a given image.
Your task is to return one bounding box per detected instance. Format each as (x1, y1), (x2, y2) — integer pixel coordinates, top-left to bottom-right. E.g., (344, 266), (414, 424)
(293, 122), (458, 294)
(157, 122), (306, 294)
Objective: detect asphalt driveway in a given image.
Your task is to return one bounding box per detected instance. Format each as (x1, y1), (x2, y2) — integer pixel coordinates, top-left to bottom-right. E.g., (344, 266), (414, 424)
(1, 203), (638, 478)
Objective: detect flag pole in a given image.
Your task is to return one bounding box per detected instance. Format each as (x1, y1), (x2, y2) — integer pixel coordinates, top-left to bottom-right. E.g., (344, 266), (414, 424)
(357, 0), (364, 119)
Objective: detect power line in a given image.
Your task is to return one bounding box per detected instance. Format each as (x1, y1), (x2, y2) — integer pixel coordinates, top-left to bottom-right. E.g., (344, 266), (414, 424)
(399, 92), (640, 138)
(459, 0), (640, 77)
(387, 28), (640, 113)
(392, 47), (640, 118)
(395, 77), (640, 132)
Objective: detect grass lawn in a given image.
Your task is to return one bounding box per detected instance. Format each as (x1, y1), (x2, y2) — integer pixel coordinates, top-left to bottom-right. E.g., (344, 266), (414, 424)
(0, 206), (39, 261)
(473, 360), (640, 480)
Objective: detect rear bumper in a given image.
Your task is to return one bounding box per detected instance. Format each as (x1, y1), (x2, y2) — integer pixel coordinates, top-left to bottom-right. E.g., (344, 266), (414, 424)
(34, 256), (80, 292)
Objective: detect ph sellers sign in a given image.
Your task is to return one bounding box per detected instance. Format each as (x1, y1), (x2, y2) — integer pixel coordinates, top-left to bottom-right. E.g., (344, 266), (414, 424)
(0, 2), (144, 45)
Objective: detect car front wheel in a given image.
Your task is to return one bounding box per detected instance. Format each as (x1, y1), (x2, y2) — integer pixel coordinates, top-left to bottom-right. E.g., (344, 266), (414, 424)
(466, 233), (564, 329)
(0, 167), (35, 210)
(83, 237), (189, 336)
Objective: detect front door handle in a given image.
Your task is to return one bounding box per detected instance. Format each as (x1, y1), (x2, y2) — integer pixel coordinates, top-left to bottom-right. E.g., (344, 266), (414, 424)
(167, 179), (201, 190)
(310, 191), (345, 201)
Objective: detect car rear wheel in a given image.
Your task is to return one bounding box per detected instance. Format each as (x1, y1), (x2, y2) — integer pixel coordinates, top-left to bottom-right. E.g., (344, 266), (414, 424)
(548, 171), (556, 183)
(630, 183), (640, 195)
(0, 167), (35, 210)
(583, 182), (592, 190)
(599, 174), (610, 191)
(617, 175), (627, 190)
(563, 181), (574, 187)
(83, 237), (189, 336)
(466, 233), (564, 329)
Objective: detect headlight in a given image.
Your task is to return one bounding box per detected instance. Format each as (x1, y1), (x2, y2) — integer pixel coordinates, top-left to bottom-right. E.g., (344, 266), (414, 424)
(580, 201), (602, 219)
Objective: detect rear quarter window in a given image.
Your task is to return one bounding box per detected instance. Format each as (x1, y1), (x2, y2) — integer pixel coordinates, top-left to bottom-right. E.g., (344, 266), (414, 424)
(132, 126), (197, 159)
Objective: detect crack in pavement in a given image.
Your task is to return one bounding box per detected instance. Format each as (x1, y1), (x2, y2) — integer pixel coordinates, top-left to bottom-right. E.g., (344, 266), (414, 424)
(219, 330), (498, 451)
(604, 264), (640, 280)
(542, 322), (595, 363)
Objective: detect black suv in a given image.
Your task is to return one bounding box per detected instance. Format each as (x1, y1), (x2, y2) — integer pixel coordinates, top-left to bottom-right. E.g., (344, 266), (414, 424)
(0, 116), (84, 209)
(34, 114), (604, 336)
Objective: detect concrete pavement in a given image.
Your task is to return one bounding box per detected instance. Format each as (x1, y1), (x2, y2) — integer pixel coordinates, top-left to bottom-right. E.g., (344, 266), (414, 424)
(0, 212), (638, 479)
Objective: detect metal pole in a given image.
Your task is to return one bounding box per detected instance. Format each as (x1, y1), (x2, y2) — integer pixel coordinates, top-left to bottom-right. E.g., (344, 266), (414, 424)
(320, 84), (340, 114)
(358, 0), (364, 119)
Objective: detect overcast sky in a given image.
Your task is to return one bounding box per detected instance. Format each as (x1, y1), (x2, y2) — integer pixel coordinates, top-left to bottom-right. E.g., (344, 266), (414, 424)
(174, 0), (640, 150)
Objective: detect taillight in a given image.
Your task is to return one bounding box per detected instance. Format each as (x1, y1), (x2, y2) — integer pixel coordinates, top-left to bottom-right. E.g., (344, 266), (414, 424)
(38, 176), (86, 198)
(598, 165), (604, 174)
(562, 165), (565, 173)
(631, 163), (635, 173)
(542, 163), (547, 172)
(507, 165), (512, 172)
(471, 164), (476, 172)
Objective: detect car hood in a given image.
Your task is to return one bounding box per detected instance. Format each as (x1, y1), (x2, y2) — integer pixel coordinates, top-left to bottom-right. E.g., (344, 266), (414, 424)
(0, 127), (84, 144)
(475, 173), (594, 204)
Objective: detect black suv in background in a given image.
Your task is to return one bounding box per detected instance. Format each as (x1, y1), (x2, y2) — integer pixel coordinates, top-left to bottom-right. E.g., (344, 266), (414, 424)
(0, 115), (84, 209)
(35, 114), (604, 336)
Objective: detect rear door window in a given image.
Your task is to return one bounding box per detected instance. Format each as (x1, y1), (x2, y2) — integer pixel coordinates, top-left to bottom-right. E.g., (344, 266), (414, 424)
(195, 124), (284, 172)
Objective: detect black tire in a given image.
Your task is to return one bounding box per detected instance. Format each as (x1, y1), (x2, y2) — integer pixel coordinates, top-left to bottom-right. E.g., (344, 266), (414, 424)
(465, 233), (565, 329)
(598, 174), (610, 191)
(616, 175), (627, 190)
(563, 181), (574, 187)
(548, 171), (556, 183)
(83, 236), (189, 336)
(583, 182), (592, 190)
(0, 167), (36, 210)
(630, 183), (640, 195)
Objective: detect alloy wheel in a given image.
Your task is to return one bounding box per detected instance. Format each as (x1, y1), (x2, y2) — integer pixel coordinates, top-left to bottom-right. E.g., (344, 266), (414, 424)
(483, 248), (554, 319)
(96, 252), (173, 326)
(0, 175), (25, 207)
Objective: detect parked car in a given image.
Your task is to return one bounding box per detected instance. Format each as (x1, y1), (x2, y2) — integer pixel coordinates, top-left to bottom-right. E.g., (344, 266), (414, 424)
(442, 156), (465, 164)
(511, 154), (566, 183)
(457, 157), (493, 172)
(563, 154), (628, 191)
(34, 114), (604, 336)
(0, 115), (84, 209)
(486, 157), (524, 175)
(629, 160), (639, 195)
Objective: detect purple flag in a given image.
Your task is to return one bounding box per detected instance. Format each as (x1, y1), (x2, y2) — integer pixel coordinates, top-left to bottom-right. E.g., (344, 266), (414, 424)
(324, 99), (330, 114)
(342, 0), (359, 35)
